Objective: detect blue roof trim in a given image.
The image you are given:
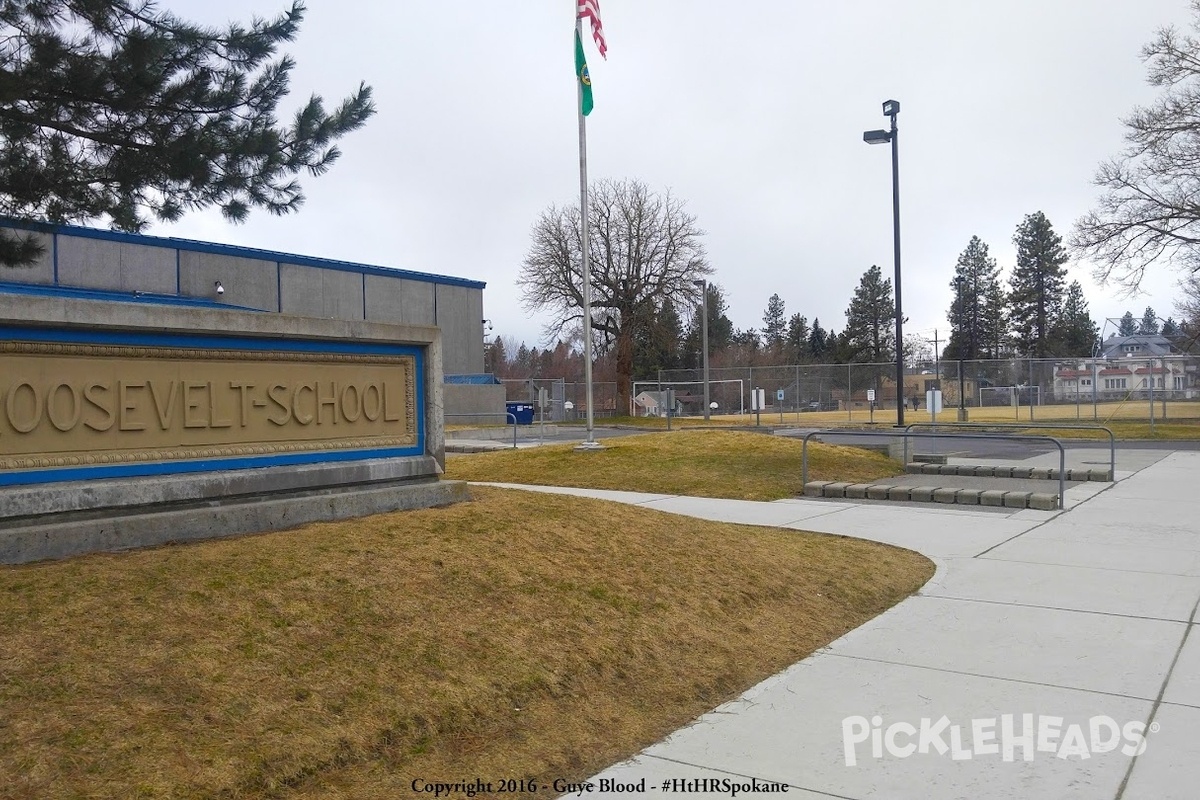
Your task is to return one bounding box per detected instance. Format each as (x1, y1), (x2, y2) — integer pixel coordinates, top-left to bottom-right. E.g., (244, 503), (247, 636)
(0, 280), (262, 311)
(0, 216), (487, 290)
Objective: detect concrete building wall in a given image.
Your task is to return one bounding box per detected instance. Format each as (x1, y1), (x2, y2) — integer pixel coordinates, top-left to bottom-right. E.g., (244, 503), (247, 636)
(436, 283), (484, 375)
(0, 221), (487, 374)
(180, 251), (279, 311)
(280, 263), (365, 320)
(55, 236), (177, 294)
(364, 275), (435, 326)
(443, 384), (506, 424)
(0, 230), (54, 285)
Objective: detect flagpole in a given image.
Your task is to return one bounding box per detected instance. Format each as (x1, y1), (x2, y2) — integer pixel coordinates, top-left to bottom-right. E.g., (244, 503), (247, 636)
(575, 15), (601, 449)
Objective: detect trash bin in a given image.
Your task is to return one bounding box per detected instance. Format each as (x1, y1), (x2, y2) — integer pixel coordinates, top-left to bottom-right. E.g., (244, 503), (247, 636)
(505, 402), (535, 425)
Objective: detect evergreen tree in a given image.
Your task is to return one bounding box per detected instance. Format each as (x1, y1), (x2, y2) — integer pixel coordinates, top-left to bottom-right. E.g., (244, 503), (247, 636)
(826, 329), (850, 364)
(981, 280), (1008, 359)
(946, 236), (1003, 360)
(1162, 317), (1179, 337)
(1118, 311), (1139, 336)
(732, 327), (761, 351)
(762, 293), (787, 353)
(632, 298), (684, 380)
(1009, 212), (1069, 357)
(808, 318), (828, 361)
(843, 264), (896, 363)
(487, 335), (508, 374)
(682, 282), (734, 367)
(515, 343), (532, 376)
(1139, 306), (1160, 335)
(1050, 281), (1100, 356)
(0, 0), (375, 264)
(785, 313), (810, 363)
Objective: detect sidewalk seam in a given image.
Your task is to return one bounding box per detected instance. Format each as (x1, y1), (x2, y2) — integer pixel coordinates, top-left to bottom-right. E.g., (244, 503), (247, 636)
(822, 651), (1164, 705)
(1113, 592), (1200, 799)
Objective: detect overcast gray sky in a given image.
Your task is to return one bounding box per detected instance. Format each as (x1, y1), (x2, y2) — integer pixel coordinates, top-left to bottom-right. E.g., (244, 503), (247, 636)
(149, 0), (1196, 352)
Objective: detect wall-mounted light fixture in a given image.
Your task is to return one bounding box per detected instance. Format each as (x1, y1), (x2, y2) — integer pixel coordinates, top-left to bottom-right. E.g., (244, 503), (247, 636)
(214, 280), (224, 296)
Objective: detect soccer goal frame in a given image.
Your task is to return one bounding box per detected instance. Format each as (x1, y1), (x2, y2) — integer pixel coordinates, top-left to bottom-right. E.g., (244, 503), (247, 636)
(979, 385), (1042, 408)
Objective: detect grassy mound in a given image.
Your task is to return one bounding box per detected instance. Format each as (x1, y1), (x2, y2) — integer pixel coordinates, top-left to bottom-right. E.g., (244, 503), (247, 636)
(0, 487), (932, 798)
(445, 429), (902, 500)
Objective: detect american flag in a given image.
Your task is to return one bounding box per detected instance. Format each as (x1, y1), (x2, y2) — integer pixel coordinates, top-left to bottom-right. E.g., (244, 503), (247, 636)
(577, 0), (607, 59)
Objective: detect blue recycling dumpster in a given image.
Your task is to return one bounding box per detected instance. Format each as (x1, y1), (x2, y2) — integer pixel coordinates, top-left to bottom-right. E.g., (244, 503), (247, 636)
(505, 402), (535, 425)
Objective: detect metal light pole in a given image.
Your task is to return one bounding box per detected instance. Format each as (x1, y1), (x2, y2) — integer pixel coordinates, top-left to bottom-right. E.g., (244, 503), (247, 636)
(693, 279), (710, 420)
(955, 276), (966, 421)
(864, 99), (904, 427)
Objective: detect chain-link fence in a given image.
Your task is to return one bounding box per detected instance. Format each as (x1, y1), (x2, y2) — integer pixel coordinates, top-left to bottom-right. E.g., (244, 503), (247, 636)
(499, 378), (621, 421)
(656, 348), (1200, 422)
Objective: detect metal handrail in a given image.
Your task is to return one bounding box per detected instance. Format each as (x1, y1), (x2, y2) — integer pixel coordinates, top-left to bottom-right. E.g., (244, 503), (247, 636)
(801, 429), (1067, 509)
(444, 412), (519, 448)
(902, 422), (1115, 480)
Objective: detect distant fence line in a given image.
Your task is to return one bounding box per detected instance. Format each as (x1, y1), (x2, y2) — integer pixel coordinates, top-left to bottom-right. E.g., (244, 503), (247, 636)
(492, 352), (1200, 420)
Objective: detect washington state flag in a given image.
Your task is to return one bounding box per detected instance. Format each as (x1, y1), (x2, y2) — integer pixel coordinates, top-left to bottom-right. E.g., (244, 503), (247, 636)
(575, 29), (593, 116)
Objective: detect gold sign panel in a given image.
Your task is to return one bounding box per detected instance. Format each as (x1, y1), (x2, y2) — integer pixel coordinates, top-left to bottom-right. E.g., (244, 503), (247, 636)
(0, 341), (418, 471)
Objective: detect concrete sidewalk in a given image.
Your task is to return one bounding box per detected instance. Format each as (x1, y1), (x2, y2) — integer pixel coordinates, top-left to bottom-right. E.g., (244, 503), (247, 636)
(482, 448), (1200, 799)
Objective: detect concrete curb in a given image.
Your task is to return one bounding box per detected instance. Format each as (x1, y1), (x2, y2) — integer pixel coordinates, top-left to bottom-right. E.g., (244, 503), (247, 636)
(802, 481), (1060, 510)
(0, 479), (469, 565)
(905, 462), (1112, 482)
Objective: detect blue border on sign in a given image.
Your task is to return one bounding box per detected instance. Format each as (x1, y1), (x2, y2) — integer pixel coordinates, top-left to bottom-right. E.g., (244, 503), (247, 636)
(0, 326), (427, 485)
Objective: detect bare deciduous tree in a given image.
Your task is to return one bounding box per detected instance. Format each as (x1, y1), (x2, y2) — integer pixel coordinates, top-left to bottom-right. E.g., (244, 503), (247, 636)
(1072, 3), (1200, 290)
(517, 179), (710, 413)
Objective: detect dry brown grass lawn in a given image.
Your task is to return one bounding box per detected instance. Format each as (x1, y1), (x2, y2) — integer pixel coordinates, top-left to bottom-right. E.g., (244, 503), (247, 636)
(444, 430), (902, 501)
(0, 487), (932, 799)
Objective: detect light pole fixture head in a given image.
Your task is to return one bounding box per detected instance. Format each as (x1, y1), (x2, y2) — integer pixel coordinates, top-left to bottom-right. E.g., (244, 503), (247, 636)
(882, 99), (900, 117)
(863, 129), (892, 145)
(692, 279), (706, 288)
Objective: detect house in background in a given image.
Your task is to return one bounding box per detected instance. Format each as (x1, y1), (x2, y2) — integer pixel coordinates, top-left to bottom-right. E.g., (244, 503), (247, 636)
(1053, 334), (1198, 401)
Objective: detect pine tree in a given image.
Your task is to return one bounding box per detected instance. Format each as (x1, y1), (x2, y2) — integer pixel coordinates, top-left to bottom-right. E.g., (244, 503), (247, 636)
(1139, 307), (1160, 335)
(1118, 312), (1139, 336)
(1009, 212), (1069, 357)
(762, 293), (787, 353)
(946, 236), (1003, 360)
(1050, 281), (1100, 356)
(981, 280), (1008, 359)
(0, 0), (375, 264)
(487, 335), (508, 374)
(808, 318), (828, 361)
(843, 264), (895, 363)
(515, 343), (532, 376)
(785, 313), (810, 363)
(632, 298), (684, 380)
(1162, 317), (1179, 337)
(682, 282), (734, 367)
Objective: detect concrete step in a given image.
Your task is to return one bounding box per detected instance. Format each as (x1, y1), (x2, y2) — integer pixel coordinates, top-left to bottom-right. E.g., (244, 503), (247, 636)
(804, 480), (1059, 510)
(904, 463), (1112, 482)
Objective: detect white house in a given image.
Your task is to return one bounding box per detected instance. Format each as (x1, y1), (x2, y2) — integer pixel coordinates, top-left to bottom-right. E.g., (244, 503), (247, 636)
(1053, 334), (1197, 401)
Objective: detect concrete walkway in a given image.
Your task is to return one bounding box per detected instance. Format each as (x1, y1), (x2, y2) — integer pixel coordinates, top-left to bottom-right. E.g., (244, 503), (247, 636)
(481, 448), (1200, 799)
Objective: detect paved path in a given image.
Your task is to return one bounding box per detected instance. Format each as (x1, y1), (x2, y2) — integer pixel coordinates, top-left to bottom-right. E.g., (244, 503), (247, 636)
(480, 448), (1200, 799)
